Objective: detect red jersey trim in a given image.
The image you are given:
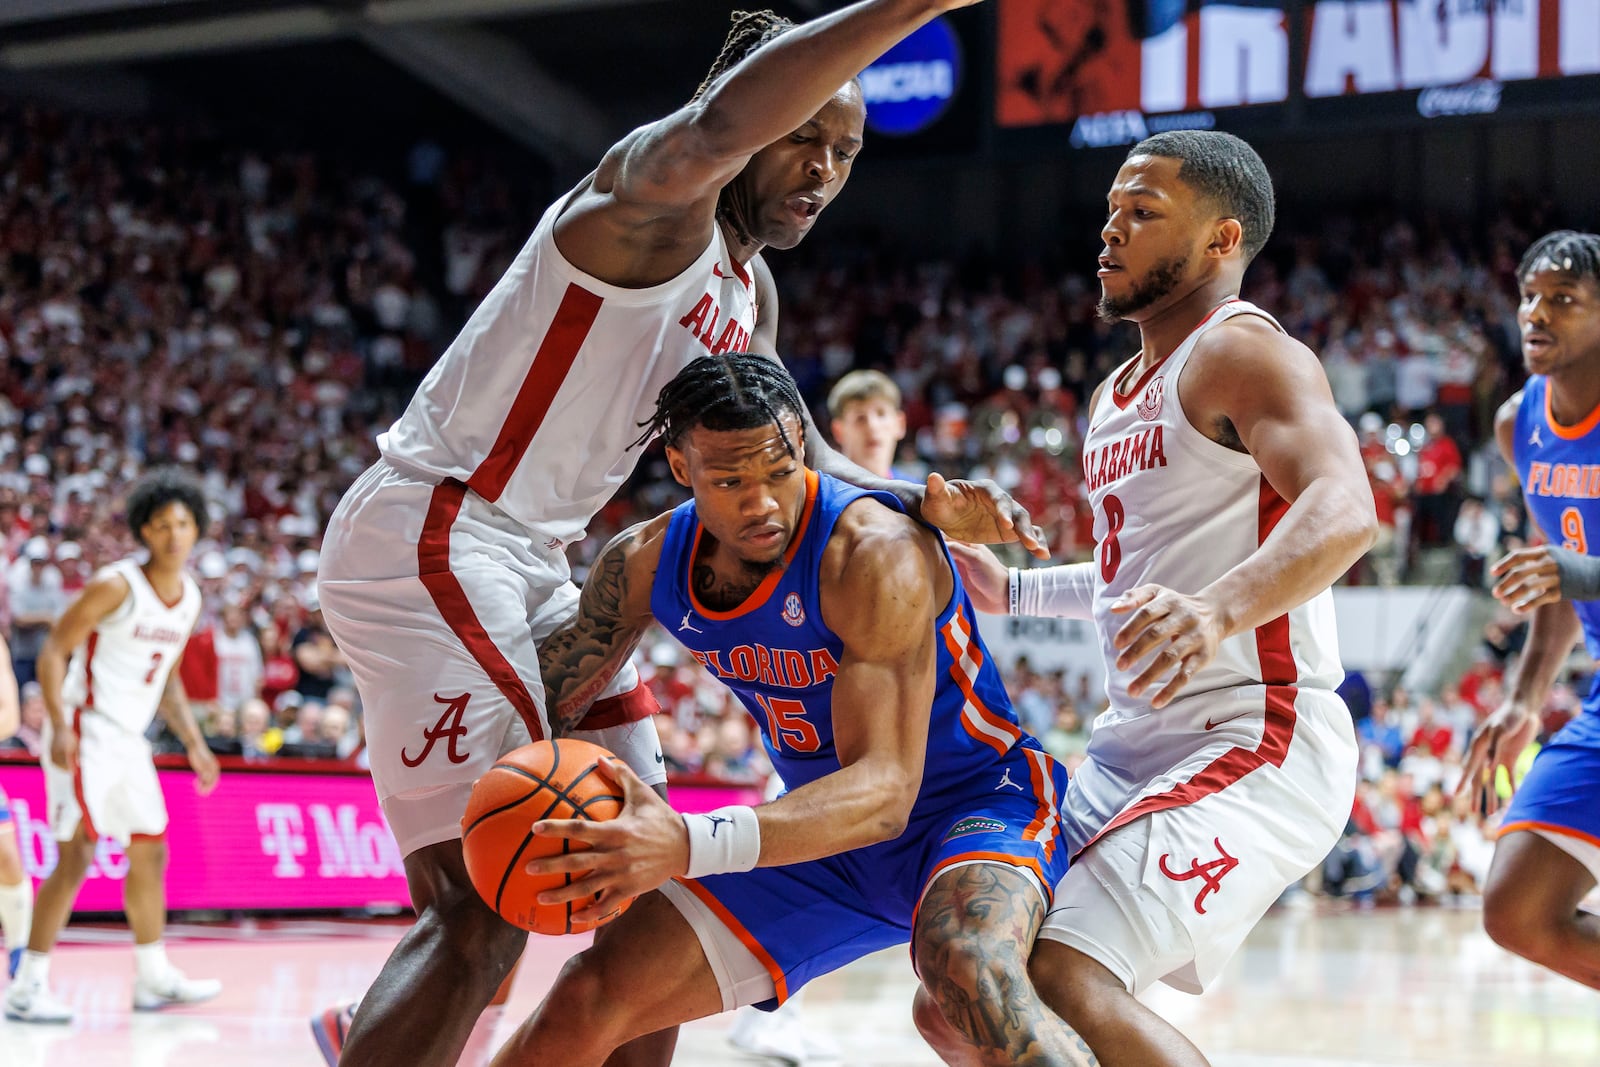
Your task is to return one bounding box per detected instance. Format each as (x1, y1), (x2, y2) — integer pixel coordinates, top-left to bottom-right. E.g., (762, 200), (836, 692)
(1109, 299), (1238, 410)
(687, 469), (819, 621)
(466, 283), (604, 503)
(71, 707), (100, 843)
(417, 480), (546, 742)
(576, 680), (661, 730)
(1077, 475), (1300, 856)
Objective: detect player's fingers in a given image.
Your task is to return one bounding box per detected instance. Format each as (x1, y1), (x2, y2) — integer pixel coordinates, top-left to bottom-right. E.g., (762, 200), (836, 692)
(524, 850), (605, 880)
(1489, 547), (1539, 577)
(1115, 613), (1182, 665)
(1149, 656), (1200, 709)
(531, 818), (608, 843)
(534, 873), (610, 906)
(1125, 645), (1181, 697)
(1109, 585), (1163, 618)
(1514, 587), (1562, 613)
(595, 755), (642, 798)
(925, 471), (947, 498)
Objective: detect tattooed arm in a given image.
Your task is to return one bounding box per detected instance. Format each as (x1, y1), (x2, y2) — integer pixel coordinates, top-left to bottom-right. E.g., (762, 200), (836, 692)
(538, 515), (670, 737)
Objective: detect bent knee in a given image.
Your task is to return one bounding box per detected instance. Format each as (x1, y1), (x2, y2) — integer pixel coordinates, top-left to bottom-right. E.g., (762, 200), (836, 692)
(421, 889), (527, 977)
(918, 932), (1032, 1021)
(1482, 892), (1557, 962)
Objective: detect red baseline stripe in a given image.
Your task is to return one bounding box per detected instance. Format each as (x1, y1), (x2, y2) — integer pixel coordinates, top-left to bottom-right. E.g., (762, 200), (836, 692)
(465, 283), (603, 503)
(417, 481), (546, 742)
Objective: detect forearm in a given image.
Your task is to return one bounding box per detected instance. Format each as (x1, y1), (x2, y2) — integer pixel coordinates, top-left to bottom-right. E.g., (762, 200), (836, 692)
(35, 643), (69, 733)
(1201, 478), (1376, 639)
(159, 679), (206, 750)
(695, 0), (944, 158)
(1507, 601), (1583, 713)
(537, 628), (646, 736)
(1011, 563), (1096, 619)
(753, 759), (913, 866)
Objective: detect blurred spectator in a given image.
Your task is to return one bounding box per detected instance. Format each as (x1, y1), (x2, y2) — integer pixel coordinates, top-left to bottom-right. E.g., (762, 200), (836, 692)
(1411, 413), (1464, 552)
(238, 698), (281, 760)
(1452, 497), (1500, 587)
(1358, 414), (1408, 585)
(291, 596), (342, 701)
(7, 539), (66, 687)
(0, 681), (45, 757)
(826, 369), (906, 479)
(214, 602), (264, 713)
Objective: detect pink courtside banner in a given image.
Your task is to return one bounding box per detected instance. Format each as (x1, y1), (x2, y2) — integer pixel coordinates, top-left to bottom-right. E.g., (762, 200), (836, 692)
(0, 760), (762, 914)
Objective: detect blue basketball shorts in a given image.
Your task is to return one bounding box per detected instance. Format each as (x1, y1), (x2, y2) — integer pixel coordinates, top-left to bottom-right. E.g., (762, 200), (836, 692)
(670, 744), (1071, 1010)
(1501, 705), (1600, 884)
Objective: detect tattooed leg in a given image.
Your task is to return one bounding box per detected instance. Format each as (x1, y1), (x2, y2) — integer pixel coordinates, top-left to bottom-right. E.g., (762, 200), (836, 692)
(911, 864), (1099, 1067)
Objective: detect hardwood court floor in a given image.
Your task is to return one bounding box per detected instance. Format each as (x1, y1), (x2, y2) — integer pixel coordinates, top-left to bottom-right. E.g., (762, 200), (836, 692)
(1, 905), (1595, 1065)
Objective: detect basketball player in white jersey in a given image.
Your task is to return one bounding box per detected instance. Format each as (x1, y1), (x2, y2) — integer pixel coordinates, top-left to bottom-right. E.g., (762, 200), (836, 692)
(312, 4), (1039, 1066)
(0, 632), (31, 982)
(930, 132), (1375, 1066)
(5, 470), (222, 1024)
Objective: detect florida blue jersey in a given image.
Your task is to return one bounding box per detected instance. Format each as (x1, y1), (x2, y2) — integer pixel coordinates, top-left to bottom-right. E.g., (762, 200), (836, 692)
(1513, 377), (1600, 668)
(650, 469), (1039, 810)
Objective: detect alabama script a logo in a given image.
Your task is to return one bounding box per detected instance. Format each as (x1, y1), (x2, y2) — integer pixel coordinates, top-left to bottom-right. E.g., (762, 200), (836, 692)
(401, 693), (472, 768)
(1157, 837), (1238, 915)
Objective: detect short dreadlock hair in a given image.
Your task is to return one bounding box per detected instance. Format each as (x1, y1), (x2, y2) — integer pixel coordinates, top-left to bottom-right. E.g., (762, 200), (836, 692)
(126, 467), (208, 546)
(1518, 230), (1600, 286)
(636, 353), (808, 458)
(692, 10), (796, 102)
(1129, 131), (1276, 263)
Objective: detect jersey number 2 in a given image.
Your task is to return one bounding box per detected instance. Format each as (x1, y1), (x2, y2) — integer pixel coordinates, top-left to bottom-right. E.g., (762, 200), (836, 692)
(1100, 493), (1126, 582)
(1562, 507), (1588, 554)
(143, 652), (164, 686)
(755, 695), (821, 753)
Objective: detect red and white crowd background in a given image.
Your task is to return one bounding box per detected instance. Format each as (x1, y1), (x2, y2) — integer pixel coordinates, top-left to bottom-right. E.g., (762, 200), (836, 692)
(0, 753), (762, 914)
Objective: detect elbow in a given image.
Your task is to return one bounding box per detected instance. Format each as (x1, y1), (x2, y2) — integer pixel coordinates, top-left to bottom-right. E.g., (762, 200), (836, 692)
(866, 767), (919, 843)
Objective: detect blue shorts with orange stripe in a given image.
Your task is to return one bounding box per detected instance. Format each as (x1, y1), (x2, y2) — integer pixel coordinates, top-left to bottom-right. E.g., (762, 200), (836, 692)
(678, 744), (1070, 1010)
(1502, 700), (1600, 855)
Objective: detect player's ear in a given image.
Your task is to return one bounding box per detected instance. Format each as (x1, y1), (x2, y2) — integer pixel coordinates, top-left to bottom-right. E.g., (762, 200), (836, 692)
(665, 446), (692, 488)
(1209, 218), (1244, 260)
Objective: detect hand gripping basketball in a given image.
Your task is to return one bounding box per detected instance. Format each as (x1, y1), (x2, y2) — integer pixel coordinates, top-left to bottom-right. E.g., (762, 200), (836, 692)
(461, 738), (637, 935)
(523, 754), (691, 928)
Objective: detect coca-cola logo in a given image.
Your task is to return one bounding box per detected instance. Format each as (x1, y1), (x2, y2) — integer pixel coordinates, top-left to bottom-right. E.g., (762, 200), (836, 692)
(1418, 80), (1502, 119)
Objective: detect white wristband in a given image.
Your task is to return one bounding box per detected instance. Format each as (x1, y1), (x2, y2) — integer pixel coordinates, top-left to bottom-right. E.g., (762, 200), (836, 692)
(1012, 563), (1097, 620)
(682, 805), (761, 879)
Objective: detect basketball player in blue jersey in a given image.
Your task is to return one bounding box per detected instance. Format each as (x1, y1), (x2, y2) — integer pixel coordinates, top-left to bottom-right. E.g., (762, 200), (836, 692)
(1459, 230), (1600, 990)
(485, 353), (1093, 1067)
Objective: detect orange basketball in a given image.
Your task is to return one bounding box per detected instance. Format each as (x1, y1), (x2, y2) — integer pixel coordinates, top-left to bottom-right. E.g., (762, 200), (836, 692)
(461, 738), (633, 935)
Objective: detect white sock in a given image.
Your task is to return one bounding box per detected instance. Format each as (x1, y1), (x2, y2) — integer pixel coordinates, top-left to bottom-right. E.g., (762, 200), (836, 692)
(134, 941), (170, 982)
(16, 950), (50, 988)
(0, 878), (32, 952)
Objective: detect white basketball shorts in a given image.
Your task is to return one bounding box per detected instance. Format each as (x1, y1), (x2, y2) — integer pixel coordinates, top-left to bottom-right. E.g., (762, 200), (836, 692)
(319, 459), (661, 858)
(1040, 688), (1356, 994)
(43, 711), (168, 846)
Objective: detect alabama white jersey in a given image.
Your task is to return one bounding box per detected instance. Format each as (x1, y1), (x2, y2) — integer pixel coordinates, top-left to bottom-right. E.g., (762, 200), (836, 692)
(60, 559), (201, 736)
(1084, 298), (1341, 707)
(1065, 298), (1348, 848)
(377, 191), (760, 544)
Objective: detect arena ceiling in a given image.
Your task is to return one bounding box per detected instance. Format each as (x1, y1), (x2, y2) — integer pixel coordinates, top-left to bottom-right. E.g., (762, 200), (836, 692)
(0, 0), (831, 176)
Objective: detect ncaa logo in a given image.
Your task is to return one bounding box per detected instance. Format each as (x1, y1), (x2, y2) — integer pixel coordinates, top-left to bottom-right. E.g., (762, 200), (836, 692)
(1137, 376), (1165, 422)
(860, 16), (962, 137)
(781, 593), (806, 627)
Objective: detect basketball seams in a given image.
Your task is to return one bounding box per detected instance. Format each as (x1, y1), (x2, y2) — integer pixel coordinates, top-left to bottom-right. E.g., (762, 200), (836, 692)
(462, 738), (632, 935)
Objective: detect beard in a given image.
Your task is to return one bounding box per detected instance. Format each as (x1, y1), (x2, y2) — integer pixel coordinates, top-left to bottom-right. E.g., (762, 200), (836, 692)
(1098, 252), (1191, 323)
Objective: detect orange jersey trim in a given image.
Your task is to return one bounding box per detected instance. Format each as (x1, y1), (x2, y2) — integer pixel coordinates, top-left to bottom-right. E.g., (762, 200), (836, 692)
(688, 469), (819, 622)
(1497, 819), (1600, 851)
(1544, 386), (1600, 441)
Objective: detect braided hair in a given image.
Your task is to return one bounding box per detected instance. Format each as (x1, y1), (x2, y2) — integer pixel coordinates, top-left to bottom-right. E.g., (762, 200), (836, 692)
(1518, 230), (1600, 285)
(692, 10), (796, 103)
(635, 353), (808, 458)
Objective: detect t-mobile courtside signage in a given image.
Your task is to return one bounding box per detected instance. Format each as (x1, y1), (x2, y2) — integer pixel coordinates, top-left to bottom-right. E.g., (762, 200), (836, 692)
(0, 761), (763, 914)
(860, 15), (962, 136)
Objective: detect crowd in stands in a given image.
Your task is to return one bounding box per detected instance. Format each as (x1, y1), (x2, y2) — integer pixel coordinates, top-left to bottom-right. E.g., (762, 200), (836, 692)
(0, 100), (1593, 907)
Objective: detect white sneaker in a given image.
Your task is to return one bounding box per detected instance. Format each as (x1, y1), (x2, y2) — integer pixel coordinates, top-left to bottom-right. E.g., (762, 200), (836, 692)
(4, 980), (74, 1024)
(132, 969), (222, 1012)
(728, 1006), (808, 1065)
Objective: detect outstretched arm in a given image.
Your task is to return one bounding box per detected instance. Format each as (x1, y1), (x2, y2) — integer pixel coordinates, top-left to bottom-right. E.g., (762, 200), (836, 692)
(538, 518), (666, 736)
